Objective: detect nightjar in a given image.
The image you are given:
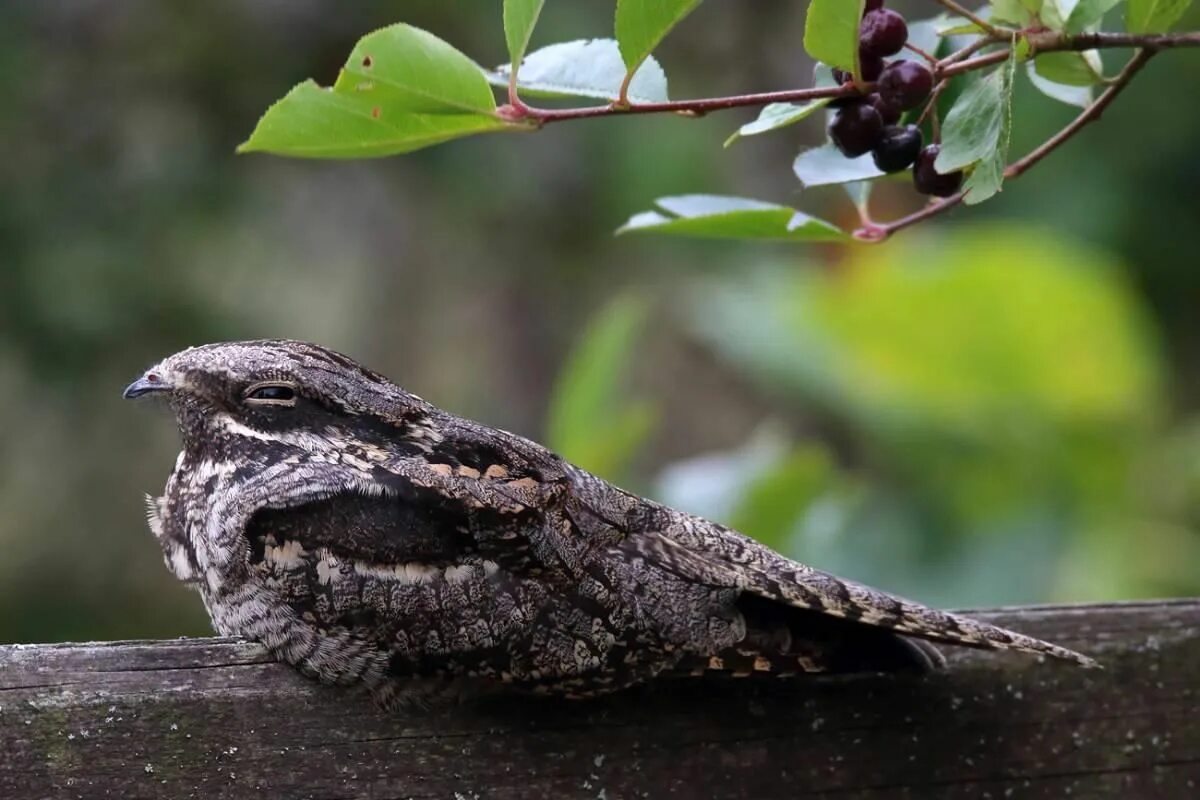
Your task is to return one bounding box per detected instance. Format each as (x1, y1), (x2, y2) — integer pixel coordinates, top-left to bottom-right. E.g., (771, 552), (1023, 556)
(125, 340), (1094, 706)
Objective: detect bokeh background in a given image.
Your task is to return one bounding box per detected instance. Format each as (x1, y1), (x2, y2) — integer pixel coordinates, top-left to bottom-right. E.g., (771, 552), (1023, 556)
(3, 1), (1199, 644)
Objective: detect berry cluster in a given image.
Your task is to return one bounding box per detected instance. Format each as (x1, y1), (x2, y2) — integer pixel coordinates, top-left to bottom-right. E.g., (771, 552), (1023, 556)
(826, 1), (962, 197)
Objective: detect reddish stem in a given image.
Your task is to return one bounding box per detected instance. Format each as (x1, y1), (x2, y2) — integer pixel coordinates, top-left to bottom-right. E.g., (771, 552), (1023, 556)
(905, 43), (939, 65)
(517, 85), (862, 123)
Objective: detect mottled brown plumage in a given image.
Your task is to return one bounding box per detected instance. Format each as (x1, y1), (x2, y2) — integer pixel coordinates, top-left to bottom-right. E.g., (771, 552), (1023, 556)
(125, 340), (1095, 706)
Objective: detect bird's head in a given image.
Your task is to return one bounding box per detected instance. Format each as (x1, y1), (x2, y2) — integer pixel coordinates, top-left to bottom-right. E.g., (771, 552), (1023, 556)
(123, 339), (437, 463)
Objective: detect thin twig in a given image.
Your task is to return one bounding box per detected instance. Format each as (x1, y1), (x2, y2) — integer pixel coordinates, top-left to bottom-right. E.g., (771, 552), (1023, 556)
(939, 49), (1012, 79)
(854, 193), (875, 230)
(916, 80), (950, 129)
(507, 79), (531, 116)
(1005, 48), (1154, 179)
(937, 35), (1000, 68)
(515, 84), (867, 123)
(616, 69), (635, 108)
(940, 30), (1199, 78)
(933, 0), (1004, 37)
(855, 194), (965, 241)
(905, 43), (939, 65)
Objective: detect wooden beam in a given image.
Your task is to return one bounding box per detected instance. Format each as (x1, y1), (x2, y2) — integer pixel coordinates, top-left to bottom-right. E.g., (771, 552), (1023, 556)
(1, 601), (1197, 799)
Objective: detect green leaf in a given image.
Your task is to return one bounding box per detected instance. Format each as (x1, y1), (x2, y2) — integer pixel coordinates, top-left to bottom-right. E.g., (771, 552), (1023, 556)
(1046, 0), (1121, 31)
(991, 0), (1037, 24)
(1127, 0), (1192, 31)
(787, 211), (849, 239)
(804, 0), (865, 75)
(238, 81), (514, 158)
(938, 19), (992, 35)
(794, 144), (885, 188)
(1040, 0), (1069, 29)
(960, 52), (1016, 205)
(1065, 0), (1125, 32)
(239, 23), (519, 158)
(616, 195), (847, 241)
(344, 24), (499, 115)
(1033, 50), (1104, 86)
(486, 39), (669, 104)
(724, 100), (831, 146)
(615, 0), (704, 72)
(546, 296), (655, 481)
(504, 0), (546, 70)
(961, 150), (1005, 205)
(1026, 62), (1094, 107)
(936, 68), (1010, 174)
(1014, 35), (1034, 62)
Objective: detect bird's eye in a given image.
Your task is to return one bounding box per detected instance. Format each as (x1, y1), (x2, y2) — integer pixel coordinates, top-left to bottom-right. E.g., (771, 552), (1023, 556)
(243, 383), (297, 406)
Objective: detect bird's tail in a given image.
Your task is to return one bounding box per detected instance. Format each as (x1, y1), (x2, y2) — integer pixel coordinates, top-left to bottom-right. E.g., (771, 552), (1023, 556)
(634, 524), (1098, 668)
(671, 596), (947, 678)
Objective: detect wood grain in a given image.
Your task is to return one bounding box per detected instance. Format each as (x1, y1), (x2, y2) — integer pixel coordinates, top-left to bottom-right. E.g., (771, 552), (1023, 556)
(1, 601), (1197, 799)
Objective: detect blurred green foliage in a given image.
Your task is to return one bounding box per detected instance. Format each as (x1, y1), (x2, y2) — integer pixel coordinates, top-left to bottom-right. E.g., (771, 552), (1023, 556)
(546, 295), (655, 482)
(660, 227), (1177, 606)
(1, 1), (1199, 644)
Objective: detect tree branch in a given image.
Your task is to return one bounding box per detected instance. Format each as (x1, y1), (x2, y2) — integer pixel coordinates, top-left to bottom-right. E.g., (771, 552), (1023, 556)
(504, 32), (1198, 125)
(938, 34), (1001, 68)
(1072, 30), (1200, 50)
(1004, 48), (1154, 180)
(503, 85), (862, 124)
(940, 31), (1199, 78)
(495, 28), (1193, 242)
(938, 49), (1010, 79)
(855, 194), (965, 242)
(855, 49), (1156, 241)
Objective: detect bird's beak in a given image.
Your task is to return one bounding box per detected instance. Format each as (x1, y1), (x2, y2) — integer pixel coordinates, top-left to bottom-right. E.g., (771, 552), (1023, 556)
(122, 374), (169, 400)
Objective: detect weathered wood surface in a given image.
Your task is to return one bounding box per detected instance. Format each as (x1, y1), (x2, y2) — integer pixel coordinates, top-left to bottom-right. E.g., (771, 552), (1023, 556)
(0, 601), (1197, 800)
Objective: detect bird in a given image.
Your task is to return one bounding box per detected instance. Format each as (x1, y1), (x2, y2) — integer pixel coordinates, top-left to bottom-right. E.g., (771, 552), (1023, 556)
(124, 339), (1096, 707)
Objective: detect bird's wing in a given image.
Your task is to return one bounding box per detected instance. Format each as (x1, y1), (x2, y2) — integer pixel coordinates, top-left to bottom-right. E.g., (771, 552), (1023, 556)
(245, 483), (472, 567)
(241, 416), (585, 597)
(628, 521), (1098, 667)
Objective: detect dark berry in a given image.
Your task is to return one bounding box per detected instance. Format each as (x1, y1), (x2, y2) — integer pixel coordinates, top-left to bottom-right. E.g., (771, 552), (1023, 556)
(871, 124), (923, 173)
(877, 59), (933, 111)
(864, 0), (885, 12)
(913, 145), (963, 197)
(859, 9), (907, 59)
(833, 54), (882, 85)
(859, 54), (884, 82)
(868, 93), (901, 125)
(829, 101), (884, 158)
